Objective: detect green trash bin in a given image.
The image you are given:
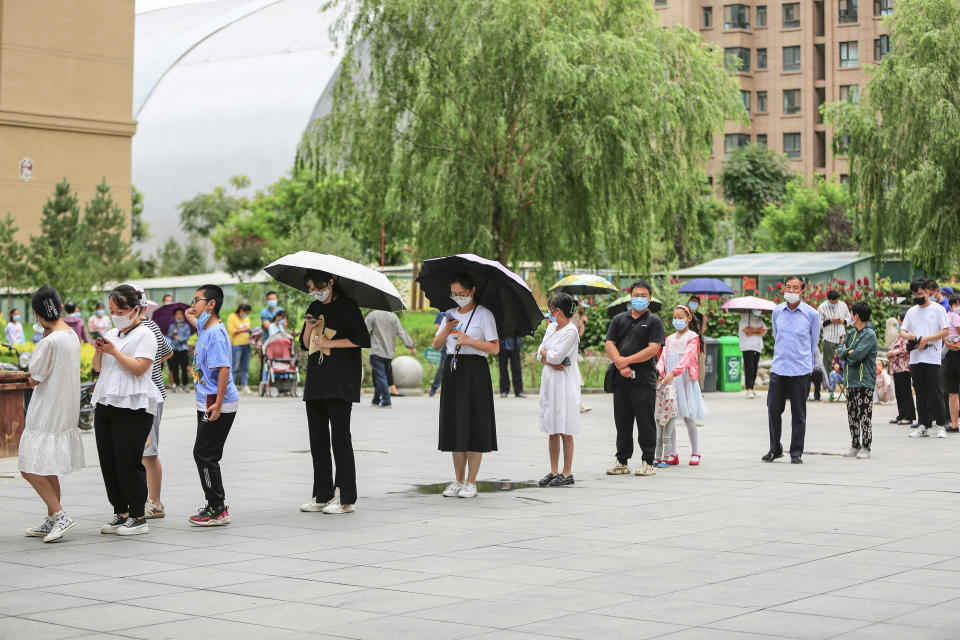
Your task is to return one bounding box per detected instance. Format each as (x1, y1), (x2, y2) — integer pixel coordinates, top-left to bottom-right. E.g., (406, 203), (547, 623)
(717, 336), (743, 392)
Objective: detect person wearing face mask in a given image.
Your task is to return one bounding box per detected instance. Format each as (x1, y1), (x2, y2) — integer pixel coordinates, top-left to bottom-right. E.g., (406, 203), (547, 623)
(656, 305), (705, 467)
(5, 308), (25, 345)
(836, 302), (878, 459)
(817, 290), (851, 378)
(297, 270), (370, 513)
(887, 311), (916, 426)
(763, 275), (820, 464)
(227, 303), (253, 395)
(260, 291), (283, 332)
(433, 273), (500, 499)
(940, 296), (960, 433)
(91, 284), (162, 536)
(166, 308), (191, 392)
(268, 310), (289, 337)
(62, 303), (90, 344)
(738, 309), (767, 399)
(604, 280), (666, 477)
(688, 296), (707, 389)
(88, 302), (111, 337)
(901, 278), (950, 439)
(18, 286), (84, 543)
(183, 285), (239, 525)
(365, 309), (416, 408)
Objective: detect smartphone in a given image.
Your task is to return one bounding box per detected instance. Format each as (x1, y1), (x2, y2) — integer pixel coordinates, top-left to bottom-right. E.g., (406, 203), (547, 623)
(443, 311), (457, 323)
(91, 330), (104, 342)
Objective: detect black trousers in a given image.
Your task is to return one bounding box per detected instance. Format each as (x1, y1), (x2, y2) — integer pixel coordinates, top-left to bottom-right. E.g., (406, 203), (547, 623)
(911, 363), (947, 427)
(94, 404), (153, 518)
(893, 370), (916, 421)
(612, 383), (656, 465)
(743, 350), (761, 390)
(169, 350), (190, 386)
(306, 398), (356, 505)
(498, 349), (524, 395)
(194, 410), (236, 507)
(767, 372), (809, 458)
(810, 369), (824, 400)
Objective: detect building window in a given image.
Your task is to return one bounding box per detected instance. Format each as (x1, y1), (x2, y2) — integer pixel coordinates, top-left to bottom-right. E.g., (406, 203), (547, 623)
(840, 174), (850, 184)
(741, 90), (751, 113)
(757, 48), (768, 69)
(783, 89), (801, 115)
(757, 134), (768, 147)
(840, 41), (859, 67)
(757, 91), (768, 112)
(875, 35), (891, 61)
(839, 84), (860, 103)
(724, 47), (751, 73)
(725, 134), (751, 154)
(782, 2), (800, 28)
(757, 5), (768, 26)
(783, 132), (802, 158)
(783, 45), (801, 71)
(839, 0), (858, 23)
(703, 6), (713, 27)
(874, 0), (893, 15)
(724, 4), (750, 29)
(837, 134), (851, 155)
(654, 0), (666, 6)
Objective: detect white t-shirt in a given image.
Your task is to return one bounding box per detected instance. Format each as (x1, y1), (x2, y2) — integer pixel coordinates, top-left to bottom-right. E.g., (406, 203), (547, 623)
(91, 323), (163, 415)
(738, 313), (765, 353)
(902, 303), (949, 366)
(435, 304), (499, 356)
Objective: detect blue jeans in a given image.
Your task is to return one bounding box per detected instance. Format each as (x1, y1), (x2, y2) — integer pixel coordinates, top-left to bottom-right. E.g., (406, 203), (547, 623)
(370, 355), (391, 406)
(232, 344), (251, 386)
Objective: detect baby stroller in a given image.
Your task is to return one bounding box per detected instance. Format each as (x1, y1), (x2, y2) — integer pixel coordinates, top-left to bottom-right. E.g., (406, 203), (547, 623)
(259, 331), (301, 398)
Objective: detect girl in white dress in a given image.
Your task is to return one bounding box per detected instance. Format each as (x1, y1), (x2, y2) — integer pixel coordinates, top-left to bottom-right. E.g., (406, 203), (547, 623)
(19, 286), (84, 543)
(656, 304), (706, 466)
(536, 293), (581, 486)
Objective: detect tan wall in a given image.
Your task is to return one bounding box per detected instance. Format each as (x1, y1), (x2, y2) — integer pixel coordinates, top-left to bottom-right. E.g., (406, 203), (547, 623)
(0, 0), (135, 240)
(656, 0), (889, 184)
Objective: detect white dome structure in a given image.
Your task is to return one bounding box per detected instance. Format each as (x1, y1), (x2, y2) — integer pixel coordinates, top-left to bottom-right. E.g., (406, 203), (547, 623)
(132, 0), (343, 252)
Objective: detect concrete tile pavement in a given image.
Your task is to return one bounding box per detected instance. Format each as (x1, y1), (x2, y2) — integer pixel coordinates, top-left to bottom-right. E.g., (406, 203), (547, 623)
(1, 390), (960, 638)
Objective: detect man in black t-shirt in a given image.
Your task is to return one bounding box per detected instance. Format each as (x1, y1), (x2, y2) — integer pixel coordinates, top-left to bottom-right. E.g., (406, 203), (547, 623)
(604, 280), (666, 477)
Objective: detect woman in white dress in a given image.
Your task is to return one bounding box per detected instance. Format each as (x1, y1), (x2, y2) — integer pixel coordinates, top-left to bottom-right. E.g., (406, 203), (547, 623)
(656, 304), (706, 466)
(19, 286), (84, 543)
(536, 293), (581, 486)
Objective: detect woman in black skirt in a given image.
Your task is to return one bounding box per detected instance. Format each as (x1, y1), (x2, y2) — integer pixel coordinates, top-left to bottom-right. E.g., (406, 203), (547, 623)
(433, 273), (500, 499)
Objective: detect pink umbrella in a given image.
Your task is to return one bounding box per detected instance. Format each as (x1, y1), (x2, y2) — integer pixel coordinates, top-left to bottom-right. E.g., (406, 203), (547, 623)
(721, 296), (777, 313)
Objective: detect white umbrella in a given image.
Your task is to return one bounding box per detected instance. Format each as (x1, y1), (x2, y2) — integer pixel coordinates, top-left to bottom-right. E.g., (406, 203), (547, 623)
(263, 252), (406, 311)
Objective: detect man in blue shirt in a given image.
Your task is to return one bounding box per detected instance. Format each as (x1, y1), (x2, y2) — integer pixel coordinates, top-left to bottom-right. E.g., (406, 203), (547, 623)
(259, 291), (283, 331)
(763, 275), (821, 464)
(185, 284), (239, 526)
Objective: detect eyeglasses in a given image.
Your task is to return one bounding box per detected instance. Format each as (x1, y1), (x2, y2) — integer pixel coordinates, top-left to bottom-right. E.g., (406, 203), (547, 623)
(191, 297), (208, 305)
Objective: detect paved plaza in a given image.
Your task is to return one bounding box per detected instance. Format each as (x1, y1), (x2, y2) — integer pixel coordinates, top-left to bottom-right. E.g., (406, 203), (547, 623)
(2, 389), (960, 639)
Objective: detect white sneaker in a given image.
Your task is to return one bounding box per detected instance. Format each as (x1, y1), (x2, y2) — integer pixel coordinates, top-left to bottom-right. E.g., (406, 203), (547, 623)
(116, 517), (149, 536)
(634, 462), (656, 476)
(299, 498), (328, 512)
(24, 516), (54, 537)
(100, 513), (127, 534)
(857, 448), (871, 459)
(43, 511), (77, 543)
(458, 482), (478, 498)
(908, 427), (929, 438)
(937, 426), (949, 438)
(322, 495), (355, 514)
(442, 481), (462, 497)
(843, 447), (860, 457)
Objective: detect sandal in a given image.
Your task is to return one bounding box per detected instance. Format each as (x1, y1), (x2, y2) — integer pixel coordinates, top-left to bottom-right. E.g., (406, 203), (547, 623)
(654, 460), (670, 468)
(689, 454), (701, 466)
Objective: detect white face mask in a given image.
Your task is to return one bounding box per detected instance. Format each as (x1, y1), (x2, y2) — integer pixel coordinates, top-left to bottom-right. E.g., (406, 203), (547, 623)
(783, 292), (801, 304)
(112, 308), (137, 331)
(451, 295), (472, 308)
(310, 289), (331, 302)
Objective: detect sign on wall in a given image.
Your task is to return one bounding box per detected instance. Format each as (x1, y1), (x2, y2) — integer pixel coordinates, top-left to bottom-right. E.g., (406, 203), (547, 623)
(19, 158), (34, 182)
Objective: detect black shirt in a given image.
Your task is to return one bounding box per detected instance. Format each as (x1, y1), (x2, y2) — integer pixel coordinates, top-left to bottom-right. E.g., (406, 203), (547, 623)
(605, 310), (666, 387)
(298, 297), (371, 403)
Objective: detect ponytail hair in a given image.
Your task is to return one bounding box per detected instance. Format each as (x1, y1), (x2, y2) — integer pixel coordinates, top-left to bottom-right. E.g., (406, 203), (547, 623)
(676, 304), (705, 350)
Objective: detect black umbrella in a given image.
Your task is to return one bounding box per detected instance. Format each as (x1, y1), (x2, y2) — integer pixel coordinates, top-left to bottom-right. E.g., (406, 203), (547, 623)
(416, 254), (544, 338)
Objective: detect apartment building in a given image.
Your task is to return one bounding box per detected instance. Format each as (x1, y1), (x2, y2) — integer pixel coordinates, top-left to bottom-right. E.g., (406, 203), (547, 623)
(654, 0), (893, 184)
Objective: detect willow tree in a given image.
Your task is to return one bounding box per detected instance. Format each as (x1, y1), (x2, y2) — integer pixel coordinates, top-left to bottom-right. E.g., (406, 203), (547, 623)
(824, 0), (960, 274)
(299, 0), (744, 268)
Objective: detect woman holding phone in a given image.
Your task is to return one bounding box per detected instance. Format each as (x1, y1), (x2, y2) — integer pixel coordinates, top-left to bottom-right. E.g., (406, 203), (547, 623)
(433, 273), (499, 499)
(91, 284), (162, 537)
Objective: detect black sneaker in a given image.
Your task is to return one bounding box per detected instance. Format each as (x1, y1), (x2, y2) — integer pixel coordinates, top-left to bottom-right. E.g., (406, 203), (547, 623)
(761, 452), (783, 462)
(538, 473), (557, 487)
(791, 456), (803, 464)
(100, 513), (127, 534)
(549, 474), (574, 486)
(189, 504), (231, 526)
(116, 516), (149, 536)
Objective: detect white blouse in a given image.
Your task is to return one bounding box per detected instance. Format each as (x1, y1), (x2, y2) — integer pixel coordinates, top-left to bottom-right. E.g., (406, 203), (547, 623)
(91, 323), (163, 416)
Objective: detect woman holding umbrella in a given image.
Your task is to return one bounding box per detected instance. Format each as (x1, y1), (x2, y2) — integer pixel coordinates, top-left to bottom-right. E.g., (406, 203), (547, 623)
(432, 273), (500, 499)
(297, 270), (371, 514)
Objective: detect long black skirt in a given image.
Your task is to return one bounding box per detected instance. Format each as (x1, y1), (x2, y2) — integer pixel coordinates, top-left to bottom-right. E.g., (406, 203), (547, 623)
(438, 354), (497, 452)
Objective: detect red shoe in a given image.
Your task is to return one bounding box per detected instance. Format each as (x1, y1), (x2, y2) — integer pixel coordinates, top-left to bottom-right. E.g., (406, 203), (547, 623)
(666, 455), (679, 466)
(189, 504), (230, 526)
(689, 454), (701, 466)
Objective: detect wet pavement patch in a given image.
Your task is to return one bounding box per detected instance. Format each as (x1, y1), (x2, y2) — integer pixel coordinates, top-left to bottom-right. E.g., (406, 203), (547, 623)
(408, 480), (540, 494)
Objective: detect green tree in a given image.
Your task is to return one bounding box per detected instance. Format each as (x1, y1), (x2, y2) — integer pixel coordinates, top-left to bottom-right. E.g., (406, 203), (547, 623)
(756, 177), (855, 252)
(83, 179), (132, 294)
(130, 185), (149, 243)
(30, 179), (90, 300)
(0, 213), (29, 309)
(300, 0), (745, 268)
(178, 175), (251, 236)
(824, 0), (960, 274)
(717, 144), (793, 250)
(155, 237), (209, 276)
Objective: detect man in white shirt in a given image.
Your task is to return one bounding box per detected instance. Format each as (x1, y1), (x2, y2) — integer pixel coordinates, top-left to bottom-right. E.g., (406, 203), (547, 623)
(818, 290), (851, 371)
(901, 278), (950, 438)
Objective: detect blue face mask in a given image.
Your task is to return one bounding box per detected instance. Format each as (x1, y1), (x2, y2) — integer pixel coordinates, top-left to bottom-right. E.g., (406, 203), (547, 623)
(672, 319), (687, 331)
(751, 309), (762, 317)
(11, 315), (19, 322)
(688, 302), (699, 311)
(631, 296), (649, 312)
(95, 309), (105, 317)
(547, 312), (557, 324)
(267, 299), (278, 308)
(197, 306), (211, 329)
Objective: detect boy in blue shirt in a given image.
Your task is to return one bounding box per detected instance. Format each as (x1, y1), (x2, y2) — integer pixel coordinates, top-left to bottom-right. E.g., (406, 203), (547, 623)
(185, 284), (239, 526)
